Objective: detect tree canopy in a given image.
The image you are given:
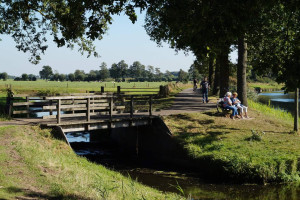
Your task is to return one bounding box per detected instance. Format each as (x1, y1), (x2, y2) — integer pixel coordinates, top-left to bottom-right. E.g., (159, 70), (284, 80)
(0, 0), (147, 63)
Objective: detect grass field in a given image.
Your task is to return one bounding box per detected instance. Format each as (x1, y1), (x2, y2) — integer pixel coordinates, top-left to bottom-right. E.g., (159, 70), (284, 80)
(248, 82), (283, 91)
(163, 100), (300, 183)
(0, 80), (166, 95)
(0, 125), (182, 200)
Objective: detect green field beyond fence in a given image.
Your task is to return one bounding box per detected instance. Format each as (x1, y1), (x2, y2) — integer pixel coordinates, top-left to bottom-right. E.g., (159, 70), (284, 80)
(0, 80), (167, 95)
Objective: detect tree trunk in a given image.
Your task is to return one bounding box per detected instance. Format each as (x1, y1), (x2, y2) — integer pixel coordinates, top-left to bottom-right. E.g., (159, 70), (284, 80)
(237, 35), (248, 106)
(208, 54), (214, 89)
(295, 88), (299, 132)
(213, 56), (220, 96)
(219, 46), (230, 98)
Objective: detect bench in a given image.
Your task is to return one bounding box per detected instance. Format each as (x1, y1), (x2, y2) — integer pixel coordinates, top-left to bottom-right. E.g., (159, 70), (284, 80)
(216, 98), (231, 117)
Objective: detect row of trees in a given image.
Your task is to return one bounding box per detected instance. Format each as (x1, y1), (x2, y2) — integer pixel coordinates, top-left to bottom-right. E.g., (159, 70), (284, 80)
(1, 1), (298, 130)
(38, 62), (187, 82)
(143, 0), (298, 130)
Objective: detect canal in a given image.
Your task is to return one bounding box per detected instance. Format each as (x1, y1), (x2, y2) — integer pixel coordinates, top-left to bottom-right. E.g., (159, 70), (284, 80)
(258, 91), (299, 116)
(65, 131), (300, 200)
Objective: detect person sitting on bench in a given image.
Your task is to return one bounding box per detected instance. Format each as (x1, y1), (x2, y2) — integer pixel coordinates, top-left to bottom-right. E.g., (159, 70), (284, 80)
(223, 92), (238, 119)
(231, 92), (249, 119)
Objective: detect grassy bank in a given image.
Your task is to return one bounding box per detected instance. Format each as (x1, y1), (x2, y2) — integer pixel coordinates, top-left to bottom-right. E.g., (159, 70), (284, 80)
(248, 82), (283, 91)
(0, 125), (182, 199)
(163, 100), (300, 184)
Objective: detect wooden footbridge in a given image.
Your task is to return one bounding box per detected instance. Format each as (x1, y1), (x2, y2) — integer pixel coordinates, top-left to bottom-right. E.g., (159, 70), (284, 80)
(7, 91), (158, 132)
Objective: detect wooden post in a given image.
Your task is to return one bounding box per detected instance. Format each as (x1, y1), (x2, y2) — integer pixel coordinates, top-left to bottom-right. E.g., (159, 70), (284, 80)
(26, 96), (29, 118)
(6, 88), (13, 117)
(117, 86), (121, 94)
(87, 98), (90, 122)
(130, 95), (134, 118)
(92, 97), (95, 113)
(109, 97), (113, 120)
(49, 100), (53, 115)
(101, 86), (104, 93)
(149, 95), (153, 116)
(72, 99), (75, 114)
(57, 99), (61, 124)
(295, 88), (299, 132)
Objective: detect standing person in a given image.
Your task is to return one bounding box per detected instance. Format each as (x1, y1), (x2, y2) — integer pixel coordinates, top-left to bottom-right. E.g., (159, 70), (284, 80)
(193, 78), (198, 91)
(231, 92), (249, 119)
(223, 92), (238, 119)
(200, 77), (210, 103)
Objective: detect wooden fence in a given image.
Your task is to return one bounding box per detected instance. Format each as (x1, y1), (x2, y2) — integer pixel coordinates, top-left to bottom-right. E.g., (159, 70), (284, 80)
(8, 92), (155, 124)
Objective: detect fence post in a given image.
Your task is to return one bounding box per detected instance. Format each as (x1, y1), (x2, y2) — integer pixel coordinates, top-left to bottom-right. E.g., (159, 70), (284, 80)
(130, 95), (134, 118)
(149, 95), (153, 116)
(117, 86), (121, 94)
(101, 86), (105, 93)
(72, 99), (75, 114)
(57, 99), (61, 124)
(87, 98), (90, 122)
(6, 88), (13, 117)
(109, 97), (113, 120)
(26, 96), (29, 118)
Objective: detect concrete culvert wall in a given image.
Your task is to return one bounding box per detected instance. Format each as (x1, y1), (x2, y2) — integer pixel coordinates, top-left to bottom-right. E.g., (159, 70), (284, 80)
(110, 118), (194, 169)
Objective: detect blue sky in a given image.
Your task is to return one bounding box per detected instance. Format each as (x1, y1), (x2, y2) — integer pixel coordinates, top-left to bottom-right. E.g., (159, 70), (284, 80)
(0, 12), (237, 76)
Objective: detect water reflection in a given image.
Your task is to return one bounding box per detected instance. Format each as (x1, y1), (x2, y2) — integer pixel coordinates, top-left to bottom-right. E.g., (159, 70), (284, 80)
(258, 91), (299, 115)
(65, 131), (300, 200)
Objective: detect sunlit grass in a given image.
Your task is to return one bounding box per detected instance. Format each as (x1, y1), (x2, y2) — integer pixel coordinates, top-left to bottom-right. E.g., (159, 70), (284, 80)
(163, 103), (300, 183)
(0, 126), (182, 199)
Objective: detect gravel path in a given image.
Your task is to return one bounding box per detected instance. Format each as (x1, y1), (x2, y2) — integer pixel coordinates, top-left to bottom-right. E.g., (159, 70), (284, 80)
(156, 88), (216, 116)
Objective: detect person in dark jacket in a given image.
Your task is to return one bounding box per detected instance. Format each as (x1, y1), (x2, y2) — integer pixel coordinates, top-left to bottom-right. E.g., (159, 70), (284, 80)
(200, 77), (210, 103)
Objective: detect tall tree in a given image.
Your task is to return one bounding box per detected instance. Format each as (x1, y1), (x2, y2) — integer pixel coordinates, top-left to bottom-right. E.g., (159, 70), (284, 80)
(129, 61), (145, 80)
(249, 1), (299, 131)
(74, 70), (85, 81)
(110, 63), (121, 80)
(39, 65), (53, 80)
(99, 62), (110, 81)
(118, 60), (128, 80)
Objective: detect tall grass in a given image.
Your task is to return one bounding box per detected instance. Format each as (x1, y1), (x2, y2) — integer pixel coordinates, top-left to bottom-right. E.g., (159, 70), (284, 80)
(248, 99), (294, 123)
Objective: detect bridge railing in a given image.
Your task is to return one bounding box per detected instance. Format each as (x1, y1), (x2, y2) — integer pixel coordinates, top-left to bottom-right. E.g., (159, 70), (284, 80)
(9, 93), (156, 124)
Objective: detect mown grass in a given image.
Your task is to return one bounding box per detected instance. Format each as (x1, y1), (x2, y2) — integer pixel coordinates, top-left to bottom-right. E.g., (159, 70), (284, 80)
(0, 80), (166, 95)
(163, 102), (300, 184)
(0, 125), (182, 200)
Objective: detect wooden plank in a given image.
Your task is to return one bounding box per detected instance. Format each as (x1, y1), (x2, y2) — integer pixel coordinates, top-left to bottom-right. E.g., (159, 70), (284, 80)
(42, 112), (109, 119)
(44, 95), (112, 100)
(45, 116), (156, 126)
(13, 102), (51, 106)
(43, 104), (110, 110)
(13, 110), (30, 114)
(121, 88), (158, 89)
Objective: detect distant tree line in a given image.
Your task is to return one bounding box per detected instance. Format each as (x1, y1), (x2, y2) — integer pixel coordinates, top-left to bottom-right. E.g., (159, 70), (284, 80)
(36, 61), (192, 82)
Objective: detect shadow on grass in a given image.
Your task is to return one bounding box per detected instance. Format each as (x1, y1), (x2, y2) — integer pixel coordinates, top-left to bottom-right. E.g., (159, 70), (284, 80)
(203, 111), (227, 118)
(4, 186), (92, 200)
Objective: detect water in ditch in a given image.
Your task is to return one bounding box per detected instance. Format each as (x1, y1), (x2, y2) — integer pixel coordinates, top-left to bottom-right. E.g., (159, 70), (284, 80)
(65, 131), (300, 200)
(258, 91), (299, 116)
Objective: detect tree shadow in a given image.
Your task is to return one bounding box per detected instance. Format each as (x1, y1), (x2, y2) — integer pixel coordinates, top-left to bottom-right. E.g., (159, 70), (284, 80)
(4, 186), (92, 200)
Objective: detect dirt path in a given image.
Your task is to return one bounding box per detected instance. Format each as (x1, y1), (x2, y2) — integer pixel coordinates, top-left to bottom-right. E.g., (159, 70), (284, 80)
(156, 88), (216, 115)
(0, 88), (216, 126)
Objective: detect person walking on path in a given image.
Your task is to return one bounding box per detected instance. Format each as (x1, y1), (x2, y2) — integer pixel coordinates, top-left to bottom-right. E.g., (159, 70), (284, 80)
(193, 78), (198, 91)
(200, 77), (210, 103)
